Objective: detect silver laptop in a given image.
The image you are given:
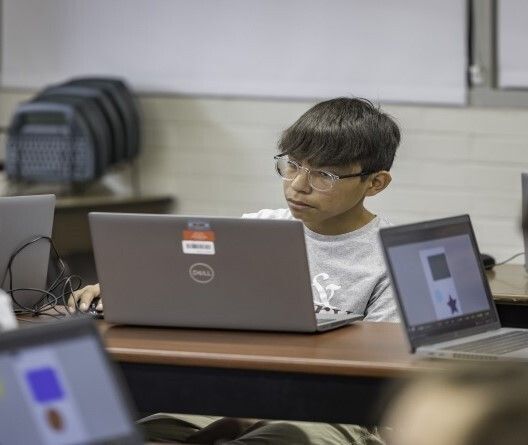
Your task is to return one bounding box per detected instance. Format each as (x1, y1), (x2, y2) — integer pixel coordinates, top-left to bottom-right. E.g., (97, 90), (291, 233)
(0, 317), (142, 444)
(521, 173), (528, 272)
(89, 212), (362, 332)
(0, 194), (55, 309)
(379, 214), (528, 361)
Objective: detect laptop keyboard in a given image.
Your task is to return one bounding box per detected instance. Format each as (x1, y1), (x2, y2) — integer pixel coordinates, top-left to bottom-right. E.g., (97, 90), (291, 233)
(316, 317), (337, 324)
(443, 331), (528, 355)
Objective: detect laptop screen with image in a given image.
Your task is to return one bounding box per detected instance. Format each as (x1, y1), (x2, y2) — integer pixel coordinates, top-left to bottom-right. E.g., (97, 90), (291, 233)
(0, 318), (141, 445)
(380, 215), (500, 349)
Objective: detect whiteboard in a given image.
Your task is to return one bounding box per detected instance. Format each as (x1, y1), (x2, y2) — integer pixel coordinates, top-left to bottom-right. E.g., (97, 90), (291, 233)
(498, 0), (528, 89)
(1, 0), (467, 104)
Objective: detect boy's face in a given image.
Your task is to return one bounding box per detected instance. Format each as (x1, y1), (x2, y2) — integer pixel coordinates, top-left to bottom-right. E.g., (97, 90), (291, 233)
(281, 158), (389, 234)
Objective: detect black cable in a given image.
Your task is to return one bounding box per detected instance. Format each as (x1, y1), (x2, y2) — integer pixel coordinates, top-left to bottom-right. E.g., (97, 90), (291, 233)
(2, 236), (62, 288)
(3, 235), (83, 317)
(495, 252), (525, 267)
(4, 237), (61, 313)
(10, 288), (60, 314)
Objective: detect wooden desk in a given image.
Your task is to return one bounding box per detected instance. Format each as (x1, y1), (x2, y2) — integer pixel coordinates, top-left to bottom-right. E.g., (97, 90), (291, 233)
(100, 265), (528, 425)
(488, 264), (528, 303)
(487, 264), (528, 328)
(103, 322), (435, 425)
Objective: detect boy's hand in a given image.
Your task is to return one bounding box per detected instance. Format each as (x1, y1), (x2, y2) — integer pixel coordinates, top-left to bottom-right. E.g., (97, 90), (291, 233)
(68, 283), (102, 312)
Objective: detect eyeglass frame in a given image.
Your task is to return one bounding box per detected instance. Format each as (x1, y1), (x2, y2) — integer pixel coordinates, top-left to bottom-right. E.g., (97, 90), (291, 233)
(273, 153), (375, 191)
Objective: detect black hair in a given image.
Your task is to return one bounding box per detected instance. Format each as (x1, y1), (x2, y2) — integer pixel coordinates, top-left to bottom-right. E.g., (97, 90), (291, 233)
(278, 97), (400, 174)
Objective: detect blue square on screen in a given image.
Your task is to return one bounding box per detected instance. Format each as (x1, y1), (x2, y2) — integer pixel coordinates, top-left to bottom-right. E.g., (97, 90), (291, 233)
(25, 367), (64, 403)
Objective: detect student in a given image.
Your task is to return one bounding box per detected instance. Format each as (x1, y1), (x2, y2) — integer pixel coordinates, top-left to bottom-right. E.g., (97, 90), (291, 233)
(69, 97), (400, 444)
(69, 97), (401, 322)
(382, 363), (528, 445)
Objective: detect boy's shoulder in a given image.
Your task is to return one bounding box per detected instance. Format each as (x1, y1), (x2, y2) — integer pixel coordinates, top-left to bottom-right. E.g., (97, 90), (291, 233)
(353, 215), (392, 241)
(241, 208), (294, 220)
(376, 215), (393, 229)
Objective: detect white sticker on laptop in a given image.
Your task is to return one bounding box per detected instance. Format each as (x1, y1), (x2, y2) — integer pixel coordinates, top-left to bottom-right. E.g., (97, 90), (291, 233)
(182, 240), (215, 255)
(182, 221), (215, 255)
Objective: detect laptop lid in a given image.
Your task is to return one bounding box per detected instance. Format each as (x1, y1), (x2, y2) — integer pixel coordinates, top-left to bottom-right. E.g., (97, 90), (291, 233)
(379, 215), (501, 352)
(522, 173), (528, 272)
(0, 195), (55, 309)
(0, 317), (142, 444)
(89, 212), (320, 332)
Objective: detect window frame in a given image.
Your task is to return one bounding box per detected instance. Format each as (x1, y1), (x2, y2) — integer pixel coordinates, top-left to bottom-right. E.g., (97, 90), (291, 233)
(469, 0), (528, 107)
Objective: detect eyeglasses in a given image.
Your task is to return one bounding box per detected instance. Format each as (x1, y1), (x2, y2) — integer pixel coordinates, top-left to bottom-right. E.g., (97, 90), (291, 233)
(274, 154), (373, 192)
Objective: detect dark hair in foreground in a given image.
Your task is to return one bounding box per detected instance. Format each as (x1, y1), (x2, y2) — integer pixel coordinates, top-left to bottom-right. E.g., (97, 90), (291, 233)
(278, 97), (400, 174)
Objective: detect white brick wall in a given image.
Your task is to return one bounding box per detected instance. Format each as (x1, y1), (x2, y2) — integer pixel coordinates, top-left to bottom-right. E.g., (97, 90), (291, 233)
(2, 90), (528, 263)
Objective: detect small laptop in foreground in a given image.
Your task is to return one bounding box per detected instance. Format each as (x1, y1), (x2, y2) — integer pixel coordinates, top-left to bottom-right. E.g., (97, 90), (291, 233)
(89, 212), (362, 332)
(379, 214), (528, 361)
(0, 317), (142, 444)
(0, 194), (55, 310)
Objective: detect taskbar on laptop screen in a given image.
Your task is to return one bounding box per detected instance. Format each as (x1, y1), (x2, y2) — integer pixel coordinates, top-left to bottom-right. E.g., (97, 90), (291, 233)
(407, 309), (496, 344)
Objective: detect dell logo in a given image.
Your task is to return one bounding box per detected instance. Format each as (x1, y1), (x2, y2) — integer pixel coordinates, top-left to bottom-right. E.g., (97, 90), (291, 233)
(189, 263), (215, 284)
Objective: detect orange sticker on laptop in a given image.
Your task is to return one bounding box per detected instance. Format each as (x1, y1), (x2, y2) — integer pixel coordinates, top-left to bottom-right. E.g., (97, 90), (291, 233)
(183, 230), (215, 241)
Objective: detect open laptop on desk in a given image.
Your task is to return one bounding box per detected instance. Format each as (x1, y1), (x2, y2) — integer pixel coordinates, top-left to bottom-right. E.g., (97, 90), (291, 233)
(0, 317), (142, 444)
(379, 214), (528, 361)
(0, 194), (55, 310)
(89, 213), (362, 332)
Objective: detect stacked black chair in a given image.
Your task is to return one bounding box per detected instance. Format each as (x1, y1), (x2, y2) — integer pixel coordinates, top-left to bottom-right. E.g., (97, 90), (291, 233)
(6, 77), (140, 184)
(67, 78), (140, 160)
(38, 85), (126, 164)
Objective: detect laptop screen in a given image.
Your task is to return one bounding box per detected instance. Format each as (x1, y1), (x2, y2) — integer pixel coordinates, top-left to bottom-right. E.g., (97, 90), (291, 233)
(380, 215), (500, 349)
(0, 318), (141, 444)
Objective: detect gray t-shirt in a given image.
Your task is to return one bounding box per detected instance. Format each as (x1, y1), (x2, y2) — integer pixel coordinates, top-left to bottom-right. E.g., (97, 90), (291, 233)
(242, 208), (399, 322)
